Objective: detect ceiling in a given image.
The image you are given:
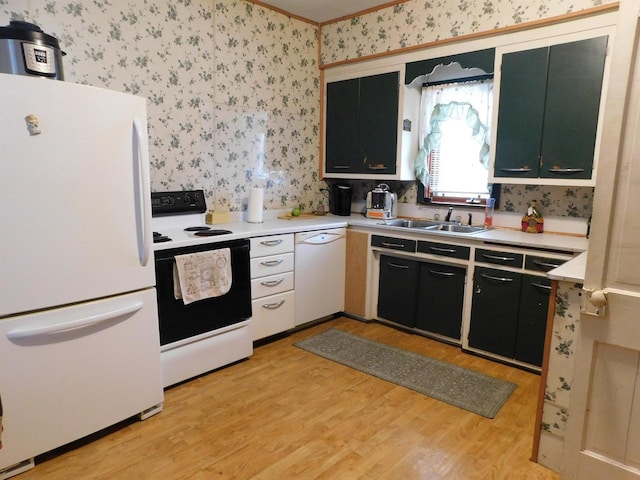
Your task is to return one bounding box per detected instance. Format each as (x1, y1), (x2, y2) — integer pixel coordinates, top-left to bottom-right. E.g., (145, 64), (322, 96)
(258, 0), (395, 24)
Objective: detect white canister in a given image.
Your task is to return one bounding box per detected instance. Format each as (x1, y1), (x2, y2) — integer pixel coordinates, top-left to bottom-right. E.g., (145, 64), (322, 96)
(247, 187), (264, 223)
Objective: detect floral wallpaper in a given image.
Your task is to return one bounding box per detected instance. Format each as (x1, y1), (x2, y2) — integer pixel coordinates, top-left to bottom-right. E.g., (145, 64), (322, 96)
(1, 0), (601, 218)
(538, 281), (583, 472)
(0, 0), (322, 213)
(337, 180), (593, 218)
(320, 0), (617, 66)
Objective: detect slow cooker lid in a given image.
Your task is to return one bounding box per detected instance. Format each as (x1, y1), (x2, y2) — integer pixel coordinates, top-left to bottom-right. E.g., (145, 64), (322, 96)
(0, 20), (61, 48)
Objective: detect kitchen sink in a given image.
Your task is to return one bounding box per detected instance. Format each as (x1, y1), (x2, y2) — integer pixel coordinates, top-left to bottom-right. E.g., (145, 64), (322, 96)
(426, 224), (487, 234)
(380, 219), (442, 229)
(378, 219), (487, 235)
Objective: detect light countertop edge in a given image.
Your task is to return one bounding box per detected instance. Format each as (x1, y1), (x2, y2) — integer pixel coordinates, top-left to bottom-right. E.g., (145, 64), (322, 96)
(154, 213), (589, 265)
(546, 251), (587, 283)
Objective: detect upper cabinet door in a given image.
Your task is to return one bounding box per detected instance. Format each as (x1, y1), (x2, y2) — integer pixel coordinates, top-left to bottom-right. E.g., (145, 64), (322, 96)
(325, 78), (360, 173)
(541, 36), (608, 179)
(358, 71), (399, 175)
(493, 47), (548, 178)
(324, 68), (409, 179)
(492, 34), (609, 185)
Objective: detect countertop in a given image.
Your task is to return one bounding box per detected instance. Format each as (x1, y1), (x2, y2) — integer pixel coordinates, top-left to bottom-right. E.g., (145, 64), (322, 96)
(546, 251), (587, 283)
(347, 216), (589, 253)
(154, 213), (589, 283)
(153, 213), (349, 251)
(154, 214), (588, 253)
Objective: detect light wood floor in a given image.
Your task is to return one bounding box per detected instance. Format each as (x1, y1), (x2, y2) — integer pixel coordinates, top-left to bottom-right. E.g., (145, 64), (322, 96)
(16, 317), (560, 479)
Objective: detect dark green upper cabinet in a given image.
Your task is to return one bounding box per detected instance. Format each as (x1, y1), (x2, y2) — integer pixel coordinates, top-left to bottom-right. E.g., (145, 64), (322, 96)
(493, 36), (608, 181)
(325, 71), (399, 175)
(325, 78), (360, 174)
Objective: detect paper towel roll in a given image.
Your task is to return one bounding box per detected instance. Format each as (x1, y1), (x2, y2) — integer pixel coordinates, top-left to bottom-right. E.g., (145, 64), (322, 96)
(247, 187), (264, 223)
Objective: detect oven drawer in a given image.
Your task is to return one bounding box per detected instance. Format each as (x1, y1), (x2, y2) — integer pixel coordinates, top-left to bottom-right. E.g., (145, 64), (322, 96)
(250, 252), (294, 278)
(250, 234), (294, 258)
(251, 290), (296, 340)
(251, 271), (294, 299)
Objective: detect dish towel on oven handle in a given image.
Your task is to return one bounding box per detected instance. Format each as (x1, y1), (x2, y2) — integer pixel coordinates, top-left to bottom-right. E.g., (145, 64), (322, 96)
(173, 248), (232, 304)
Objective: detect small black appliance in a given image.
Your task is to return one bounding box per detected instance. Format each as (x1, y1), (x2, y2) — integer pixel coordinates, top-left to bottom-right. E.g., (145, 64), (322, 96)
(329, 184), (352, 216)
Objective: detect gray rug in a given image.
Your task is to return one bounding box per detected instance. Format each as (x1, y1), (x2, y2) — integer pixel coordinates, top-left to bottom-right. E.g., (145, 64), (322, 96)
(294, 328), (517, 418)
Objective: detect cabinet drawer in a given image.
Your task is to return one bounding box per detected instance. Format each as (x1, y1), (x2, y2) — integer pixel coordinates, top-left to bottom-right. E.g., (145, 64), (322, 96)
(250, 252), (294, 278)
(417, 241), (470, 260)
(251, 290), (295, 341)
(250, 234), (294, 258)
(475, 248), (523, 268)
(251, 271), (294, 299)
(371, 235), (416, 253)
(525, 255), (567, 272)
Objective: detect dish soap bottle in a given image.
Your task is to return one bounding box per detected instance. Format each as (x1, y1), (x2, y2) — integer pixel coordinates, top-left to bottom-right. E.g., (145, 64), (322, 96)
(521, 200), (544, 233)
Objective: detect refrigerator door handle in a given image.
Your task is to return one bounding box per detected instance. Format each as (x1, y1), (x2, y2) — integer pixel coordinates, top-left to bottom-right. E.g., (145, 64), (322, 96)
(133, 117), (152, 267)
(6, 301), (144, 340)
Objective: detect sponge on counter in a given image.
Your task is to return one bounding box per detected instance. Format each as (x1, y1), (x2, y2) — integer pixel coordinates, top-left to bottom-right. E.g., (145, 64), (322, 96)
(205, 210), (231, 225)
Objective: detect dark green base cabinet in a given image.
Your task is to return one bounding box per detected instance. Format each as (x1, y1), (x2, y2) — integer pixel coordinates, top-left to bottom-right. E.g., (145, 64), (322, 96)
(468, 267), (551, 367)
(377, 255), (419, 327)
(416, 262), (465, 340)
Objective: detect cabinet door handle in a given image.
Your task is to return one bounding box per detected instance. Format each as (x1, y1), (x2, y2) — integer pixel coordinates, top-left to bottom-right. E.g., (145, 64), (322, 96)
(429, 270), (455, 277)
(500, 167), (532, 172)
(429, 246), (456, 254)
(381, 242), (406, 249)
(262, 300), (286, 310)
(482, 254), (516, 262)
(261, 277), (284, 287)
(547, 168), (585, 174)
(481, 273), (514, 283)
(261, 259), (284, 267)
(387, 262), (410, 269)
(531, 282), (552, 292)
(533, 260), (563, 269)
(332, 165), (351, 169)
(260, 239), (283, 246)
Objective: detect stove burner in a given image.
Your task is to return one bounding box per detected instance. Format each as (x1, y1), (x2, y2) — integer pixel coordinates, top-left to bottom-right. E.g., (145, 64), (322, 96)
(184, 226), (211, 232)
(194, 229), (232, 237)
(153, 231), (172, 243)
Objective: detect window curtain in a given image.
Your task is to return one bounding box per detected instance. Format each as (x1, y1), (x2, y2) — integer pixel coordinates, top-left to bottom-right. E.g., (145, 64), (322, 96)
(414, 80), (493, 193)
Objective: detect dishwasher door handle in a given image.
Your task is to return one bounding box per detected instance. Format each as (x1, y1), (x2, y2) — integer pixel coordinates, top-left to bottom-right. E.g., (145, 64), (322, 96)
(299, 232), (344, 245)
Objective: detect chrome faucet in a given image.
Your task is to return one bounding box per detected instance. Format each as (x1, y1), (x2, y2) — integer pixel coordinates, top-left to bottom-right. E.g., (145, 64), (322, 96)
(445, 206), (453, 222)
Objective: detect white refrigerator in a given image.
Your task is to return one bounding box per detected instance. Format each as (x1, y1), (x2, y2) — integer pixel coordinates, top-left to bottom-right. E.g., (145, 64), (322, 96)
(0, 73), (163, 477)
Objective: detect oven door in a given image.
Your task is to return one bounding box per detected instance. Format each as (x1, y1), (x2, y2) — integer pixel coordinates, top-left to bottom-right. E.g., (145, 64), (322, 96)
(154, 239), (252, 346)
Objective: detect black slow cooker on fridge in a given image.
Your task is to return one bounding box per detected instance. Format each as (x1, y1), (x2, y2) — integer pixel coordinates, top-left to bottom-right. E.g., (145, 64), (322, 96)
(0, 20), (65, 80)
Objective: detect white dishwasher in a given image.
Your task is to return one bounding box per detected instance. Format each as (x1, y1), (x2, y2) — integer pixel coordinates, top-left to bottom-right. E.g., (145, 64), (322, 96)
(294, 228), (346, 326)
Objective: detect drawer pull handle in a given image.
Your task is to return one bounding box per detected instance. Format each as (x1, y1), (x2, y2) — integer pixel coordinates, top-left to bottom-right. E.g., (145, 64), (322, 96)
(500, 167), (532, 172)
(262, 300), (286, 310)
(429, 246), (456, 254)
(482, 254), (516, 262)
(367, 165), (387, 170)
(533, 260), (563, 269)
(531, 282), (552, 291)
(548, 168), (584, 174)
(260, 239), (283, 246)
(261, 278), (284, 287)
(481, 273), (514, 283)
(261, 259), (284, 267)
(381, 242), (405, 248)
(429, 270), (455, 277)
(332, 165), (351, 169)
(387, 262), (409, 269)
